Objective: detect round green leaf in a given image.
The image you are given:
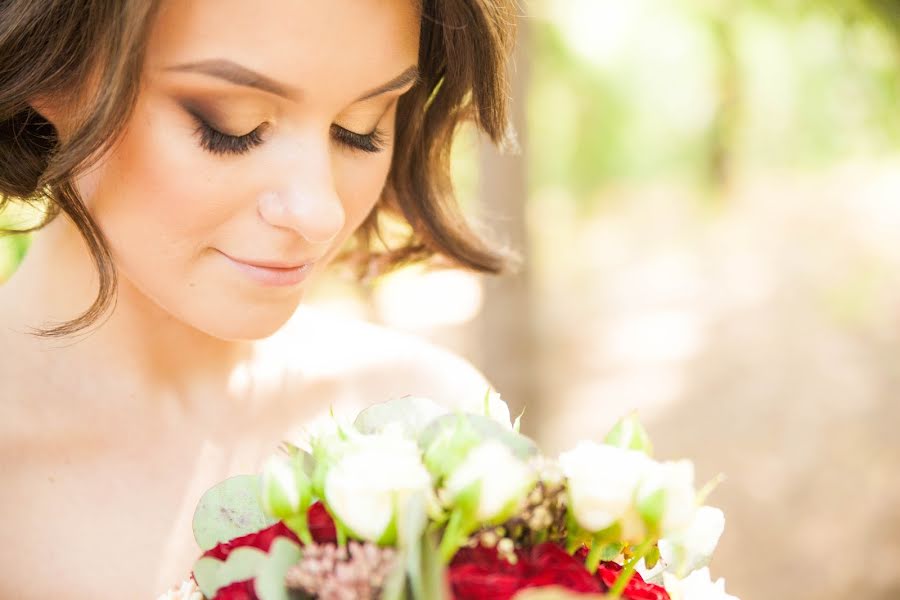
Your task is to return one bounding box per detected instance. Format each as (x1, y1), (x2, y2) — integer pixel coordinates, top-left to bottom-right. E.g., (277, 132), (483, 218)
(192, 474), (278, 551)
(353, 395), (449, 438)
(254, 537), (303, 600)
(418, 414), (539, 463)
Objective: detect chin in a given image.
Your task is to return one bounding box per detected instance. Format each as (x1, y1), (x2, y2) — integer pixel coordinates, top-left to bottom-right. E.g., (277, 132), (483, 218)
(187, 297), (305, 341)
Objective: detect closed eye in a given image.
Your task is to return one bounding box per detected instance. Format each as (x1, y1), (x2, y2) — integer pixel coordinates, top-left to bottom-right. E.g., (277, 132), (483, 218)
(189, 113), (388, 156)
(331, 124), (388, 154)
(191, 117), (265, 156)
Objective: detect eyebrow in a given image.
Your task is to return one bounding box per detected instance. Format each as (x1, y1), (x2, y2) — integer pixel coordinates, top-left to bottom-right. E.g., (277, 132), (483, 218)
(165, 59), (420, 103)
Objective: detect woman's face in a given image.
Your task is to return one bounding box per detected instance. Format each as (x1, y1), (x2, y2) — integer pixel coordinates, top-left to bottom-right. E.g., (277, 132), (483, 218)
(71, 0), (420, 340)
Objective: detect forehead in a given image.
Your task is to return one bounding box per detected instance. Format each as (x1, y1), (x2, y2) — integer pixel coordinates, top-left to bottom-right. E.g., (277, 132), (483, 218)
(145, 0), (421, 100)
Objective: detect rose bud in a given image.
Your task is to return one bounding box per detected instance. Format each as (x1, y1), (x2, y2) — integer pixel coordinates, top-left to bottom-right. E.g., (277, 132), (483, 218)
(443, 439), (536, 523)
(259, 455), (312, 520)
(636, 460), (698, 539)
(637, 505), (726, 583)
(559, 441), (653, 534)
(323, 433), (432, 544)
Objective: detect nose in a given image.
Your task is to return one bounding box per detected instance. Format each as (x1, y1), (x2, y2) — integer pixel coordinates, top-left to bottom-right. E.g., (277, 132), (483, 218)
(257, 166), (345, 245)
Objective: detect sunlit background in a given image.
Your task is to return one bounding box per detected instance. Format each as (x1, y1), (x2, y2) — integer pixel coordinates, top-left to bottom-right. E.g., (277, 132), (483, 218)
(3, 2), (899, 598)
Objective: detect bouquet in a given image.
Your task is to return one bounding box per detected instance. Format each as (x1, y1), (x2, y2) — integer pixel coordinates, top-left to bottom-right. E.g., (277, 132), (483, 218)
(159, 391), (738, 600)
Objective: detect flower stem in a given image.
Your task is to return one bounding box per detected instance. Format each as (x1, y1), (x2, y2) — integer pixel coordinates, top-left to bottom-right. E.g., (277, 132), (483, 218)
(284, 512), (313, 546)
(585, 534), (604, 573)
(608, 538), (655, 599)
(439, 508), (467, 563)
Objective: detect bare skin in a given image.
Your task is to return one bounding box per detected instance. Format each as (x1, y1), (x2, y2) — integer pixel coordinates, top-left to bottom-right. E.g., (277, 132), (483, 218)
(0, 0), (491, 597)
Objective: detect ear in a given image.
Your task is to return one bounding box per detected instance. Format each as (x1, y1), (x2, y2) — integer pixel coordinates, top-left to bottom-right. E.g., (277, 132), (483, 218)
(27, 94), (70, 139)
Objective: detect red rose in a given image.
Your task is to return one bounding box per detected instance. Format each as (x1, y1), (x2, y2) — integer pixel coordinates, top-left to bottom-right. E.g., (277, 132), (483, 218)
(202, 501), (337, 561)
(575, 547), (670, 600)
(307, 500), (338, 544)
(212, 579), (256, 600)
(199, 502), (339, 600)
(449, 543), (670, 600)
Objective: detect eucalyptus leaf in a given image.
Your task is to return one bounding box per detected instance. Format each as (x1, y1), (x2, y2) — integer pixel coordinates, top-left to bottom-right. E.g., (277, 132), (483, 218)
(254, 537), (303, 600)
(192, 474), (278, 551)
(192, 557), (223, 599)
(419, 413), (539, 463)
(192, 547), (267, 599)
(354, 395), (449, 437)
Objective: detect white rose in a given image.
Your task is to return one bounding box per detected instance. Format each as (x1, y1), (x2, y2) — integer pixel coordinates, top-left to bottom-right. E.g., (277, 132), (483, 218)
(324, 433), (432, 543)
(444, 440), (535, 522)
(663, 567), (739, 600)
(636, 460), (697, 537)
(559, 441), (653, 533)
(637, 506), (726, 582)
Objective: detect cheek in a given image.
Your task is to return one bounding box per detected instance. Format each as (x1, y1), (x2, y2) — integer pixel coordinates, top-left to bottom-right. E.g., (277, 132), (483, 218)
(333, 150), (394, 237)
(79, 95), (235, 268)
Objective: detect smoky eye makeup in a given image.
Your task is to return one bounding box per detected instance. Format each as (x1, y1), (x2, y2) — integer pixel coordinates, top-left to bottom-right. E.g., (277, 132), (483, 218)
(176, 97), (393, 157)
(176, 97), (269, 156)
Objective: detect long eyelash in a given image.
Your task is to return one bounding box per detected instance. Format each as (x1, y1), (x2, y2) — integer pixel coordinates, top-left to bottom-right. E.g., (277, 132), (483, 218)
(189, 112), (388, 156)
(191, 116), (265, 156)
(332, 125), (388, 154)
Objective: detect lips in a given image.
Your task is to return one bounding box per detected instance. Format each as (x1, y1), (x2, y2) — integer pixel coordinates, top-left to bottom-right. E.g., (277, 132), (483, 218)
(217, 250), (316, 287)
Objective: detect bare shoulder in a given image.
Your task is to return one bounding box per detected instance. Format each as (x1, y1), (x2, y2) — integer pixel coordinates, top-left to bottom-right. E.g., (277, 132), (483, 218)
(281, 305), (493, 411)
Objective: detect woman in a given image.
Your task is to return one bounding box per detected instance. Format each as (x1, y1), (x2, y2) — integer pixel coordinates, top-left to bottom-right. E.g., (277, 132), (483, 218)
(0, 0), (518, 596)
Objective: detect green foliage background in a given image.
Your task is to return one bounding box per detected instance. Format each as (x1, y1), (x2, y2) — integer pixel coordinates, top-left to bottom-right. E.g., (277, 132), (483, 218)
(2, 0), (899, 278)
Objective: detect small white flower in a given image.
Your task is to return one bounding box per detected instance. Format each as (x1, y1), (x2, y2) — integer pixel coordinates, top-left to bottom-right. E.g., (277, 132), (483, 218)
(324, 433), (432, 543)
(637, 506), (726, 582)
(559, 441), (653, 532)
(636, 460), (698, 537)
(443, 440), (535, 522)
(663, 567), (739, 600)
(157, 579), (203, 600)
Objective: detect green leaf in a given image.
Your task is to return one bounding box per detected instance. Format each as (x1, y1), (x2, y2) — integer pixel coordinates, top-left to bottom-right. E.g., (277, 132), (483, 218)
(420, 531), (450, 600)
(419, 413), (539, 471)
(192, 558), (222, 599)
(254, 537), (303, 600)
(636, 488), (666, 537)
(696, 473), (726, 506)
(513, 407), (525, 433)
(379, 566), (407, 600)
(193, 547), (267, 599)
(604, 413), (653, 456)
(354, 395), (449, 438)
(379, 494), (449, 600)
(438, 480), (482, 563)
(421, 416), (482, 481)
(400, 493), (428, 597)
(192, 474), (278, 551)
(259, 455), (313, 521)
(377, 505), (400, 547)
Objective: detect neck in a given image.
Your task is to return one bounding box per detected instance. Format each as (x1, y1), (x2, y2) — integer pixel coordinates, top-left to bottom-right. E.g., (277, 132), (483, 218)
(0, 215), (255, 414)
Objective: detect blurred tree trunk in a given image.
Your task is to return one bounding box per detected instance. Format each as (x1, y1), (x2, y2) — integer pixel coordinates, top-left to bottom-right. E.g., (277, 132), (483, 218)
(474, 12), (538, 433)
(706, 0), (741, 198)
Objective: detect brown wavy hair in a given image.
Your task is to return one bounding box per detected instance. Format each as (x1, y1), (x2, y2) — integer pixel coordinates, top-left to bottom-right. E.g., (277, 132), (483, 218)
(0, 0), (519, 337)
